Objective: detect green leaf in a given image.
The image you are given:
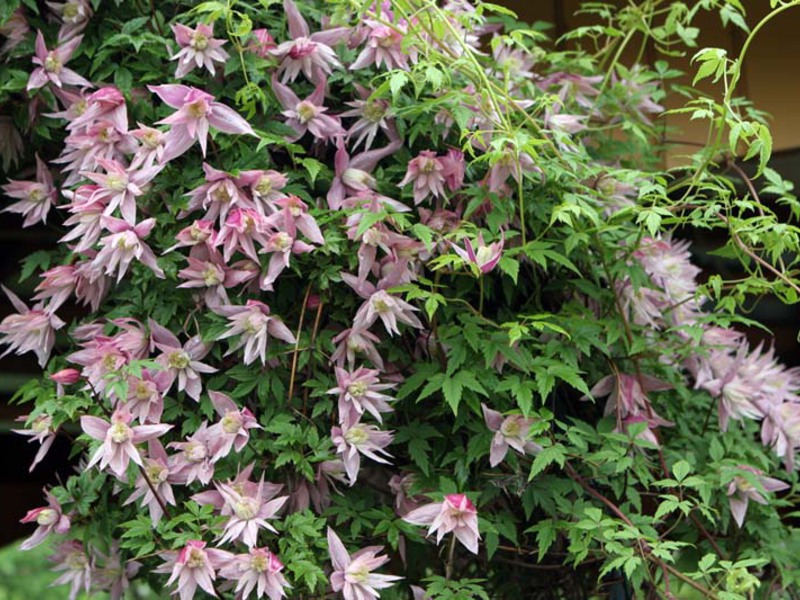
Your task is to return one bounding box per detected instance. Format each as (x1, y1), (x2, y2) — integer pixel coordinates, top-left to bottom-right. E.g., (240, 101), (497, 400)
(442, 376), (464, 414)
(528, 444), (565, 480)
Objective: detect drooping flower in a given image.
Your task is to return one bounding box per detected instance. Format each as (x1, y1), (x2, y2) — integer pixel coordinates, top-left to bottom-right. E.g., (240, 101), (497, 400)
(259, 212), (316, 290)
(80, 407), (172, 478)
(91, 217), (165, 282)
(0, 9), (29, 57)
(247, 28), (277, 58)
(403, 493), (480, 554)
(0, 116), (24, 172)
(0, 285), (65, 368)
(207, 390), (262, 460)
(272, 76), (344, 143)
(269, 0), (349, 83)
(124, 439), (177, 525)
(327, 527), (402, 600)
(340, 85), (394, 151)
(398, 151), (447, 205)
(19, 489), (71, 550)
(215, 300), (296, 366)
(588, 372), (672, 421)
(49, 540), (93, 600)
(13, 413), (57, 471)
(27, 31), (92, 90)
(149, 84), (257, 162)
(125, 369), (171, 424)
(726, 465), (789, 528)
(177, 248), (252, 308)
(2, 154), (58, 227)
(331, 328), (384, 371)
(345, 277), (423, 337)
(350, 21), (411, 72)
(481, 403), (541, 467)
(451, 233), (504, 275)
(47, 0), (92, 42)
(332, 422), (394, 485)
(155, 540), (231, 600)
(168, 422), (218, 486)
(219, 547), (291, 600)
(329, 366), (395, 426)
(171, 22), (229, 78)
(130, 124), (167, 170)
(80, 157), (162, 224)
(328, 130), (402, 209)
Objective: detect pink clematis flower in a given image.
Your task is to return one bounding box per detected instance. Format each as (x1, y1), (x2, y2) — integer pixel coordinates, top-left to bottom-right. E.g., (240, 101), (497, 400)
(27, 31), (92, 90)
(327, 527), (402, 600)
(216, 478), (288, 547)
(91, 217), (165, 282)
(32, 266), (78, 311)
(331, 328), (384, 371)
(207, 390), (262, 460)
(80, 407), (172, 478)
(272, 75), (344, 143)
(149, 84), (257, 162)
(125, 369), (171, 424)
(215, 300), (296, 366)
(151, 321), (217, 401)
(269, 195), (324, 244)
(177, 248), (252, 308)
(259, 212), (316, 291)
(451, 233), (504, 275)
(399, 151), (449, 205)
(344, 275), (423, 337)
(2, 153), (58, 227)
(0, 285), (65, 368)
(219, 547), (291, 600)
(269, 0), (349, 83)
(168, 422), (217, 485)
(588, 372), (672, 422)
(340, 84), (394, 151)
(81, 157), (162, 224)
(761, 401), (800, 470)
(20, 489), (71, 550)
(481, 403), (541, 467)
(403, 493), (480, 554)
(247, 28), (277, 58)
(332, 422), (394, 485)
(183, 162), (250, 224)
(155, 540), (231, 600)
(13, 413), (57, 471)
(350, 21), (411, 72)
(47, 0), (92, 42)
(49, 540), (93, 600)
(0, 9), (29, 57)
(171, 22), (229, 78)
(727, 465), (789, 528)
(130, 124), (167, 170)
(329, 366), (395, 426)
(124, 440), (177, 525)
(67, 85), (128, 133)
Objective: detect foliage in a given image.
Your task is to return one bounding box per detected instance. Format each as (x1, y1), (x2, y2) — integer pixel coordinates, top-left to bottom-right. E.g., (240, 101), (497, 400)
(1, 0), (800, 598)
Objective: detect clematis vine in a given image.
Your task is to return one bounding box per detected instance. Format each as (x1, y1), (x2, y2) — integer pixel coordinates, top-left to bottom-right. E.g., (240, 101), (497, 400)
(155, 540), (231, 600)
(91, 217), (165, 282)
(451, 233), (504, 275)
(726, 466), (789, 528)
(2, 153), (58, 227)
(219, 547), (291, 600)
(170, 22), (229, 78)
(19, 489), (71, 550)
(327, 527), (402, 600)
(27, 30), (92, 90)
(215, 300), (296, 366)
(481, 403), (542, 466)
(0, 285), (65, 368)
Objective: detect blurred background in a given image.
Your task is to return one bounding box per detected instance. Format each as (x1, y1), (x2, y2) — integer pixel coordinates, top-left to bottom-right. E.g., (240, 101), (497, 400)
(1, 0), (799, 596)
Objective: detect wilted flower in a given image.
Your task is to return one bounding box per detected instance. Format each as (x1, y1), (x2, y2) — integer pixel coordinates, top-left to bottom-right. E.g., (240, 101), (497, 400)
(726, 465), (789, 528)
(403, 493), (480, 554)
(327, 527), (402, 600)
(171, 22), (229, 78)
(19, 489), (71, 550)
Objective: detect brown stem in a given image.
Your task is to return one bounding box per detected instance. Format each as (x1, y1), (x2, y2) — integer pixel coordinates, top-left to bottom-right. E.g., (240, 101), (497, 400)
(288, 284), (312, 403)
(302, 298), (325, 415)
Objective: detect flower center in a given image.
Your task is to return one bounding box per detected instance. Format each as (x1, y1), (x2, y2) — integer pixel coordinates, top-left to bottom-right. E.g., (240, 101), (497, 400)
(296, 101), (318, 124)
(44, 52), (62, 73)
(115, 233), (137, 250)
(202, 263), (224, 286)
(272, 232), (292, 252)
(102, 353), (120, 370)
(420, 158), (437, 174)
(146, 462), (168, 483)
(348, 565), (370, 582)
(142, 130), (161, 148)
(500, 418), (521, 438)
(187, 99), (208, 119)
(372, 294), (393, 314)
(344, 425), (369, 445)
(63, 3), (79, 19)
(184, 441), (206, 462)
(110, 421), (133, 444)
(347, 381), (368, 398)
(255, 177), (272, 196)
(106, 174), (127, 192)
(212, 185), (231, 203)
(28, 186), (46, 203)
(363, 100), (387, 123)
(168, 350), (191, 369)
(362, 227), (384, 247)
(475, 245), (494, 265)
(134, 381), (152, 399)
(66, 551), (88, 570)
(32, 414), (53, 434)
(186, 548), (207, 569)
(221, 411), (242, 434)
(234, 497), (258, 520)
(251, 552), (268, 572)
(191, 32), (209, 51)
(37, 508), (58, 526)
(736, 478), (754, 492)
